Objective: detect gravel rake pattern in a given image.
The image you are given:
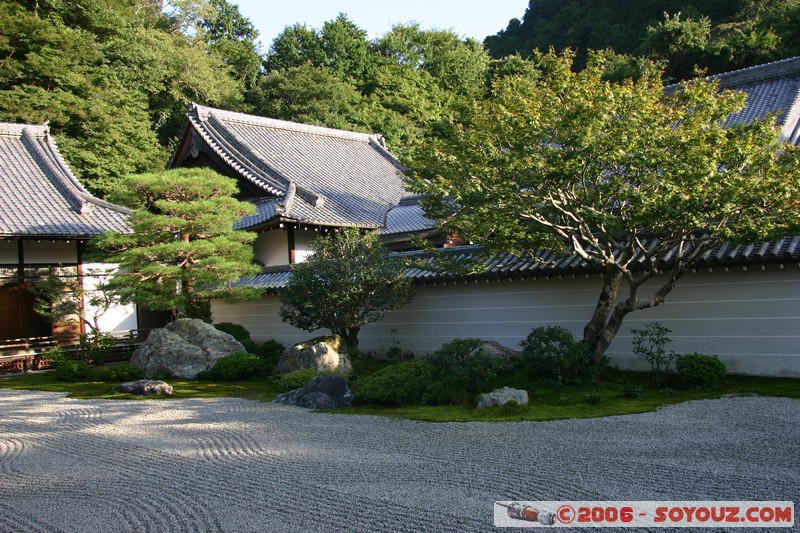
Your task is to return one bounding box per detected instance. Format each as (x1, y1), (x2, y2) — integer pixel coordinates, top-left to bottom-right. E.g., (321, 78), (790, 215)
(0, 391), (798, 532)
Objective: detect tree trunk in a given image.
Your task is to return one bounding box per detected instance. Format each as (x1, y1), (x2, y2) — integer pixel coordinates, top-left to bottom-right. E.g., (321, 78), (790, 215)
(583, 269), (624, 364)
(583, 264), (689, 364)
(344, 327), (360, 350)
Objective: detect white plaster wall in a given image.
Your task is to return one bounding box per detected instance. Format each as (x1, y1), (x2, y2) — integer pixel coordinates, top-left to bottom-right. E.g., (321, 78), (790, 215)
(211, 265), (800, 377)
(293, 228), (317, 263)
(81, 263), (138, 334)
(23, 240), (77, 263)
(0, 240), (17, 263)
(254, 231), (289, 266)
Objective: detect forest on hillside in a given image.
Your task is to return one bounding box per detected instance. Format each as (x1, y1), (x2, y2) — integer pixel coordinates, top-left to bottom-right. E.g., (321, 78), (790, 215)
(486, 0), (800, 80)
(3, 0), (799, 200)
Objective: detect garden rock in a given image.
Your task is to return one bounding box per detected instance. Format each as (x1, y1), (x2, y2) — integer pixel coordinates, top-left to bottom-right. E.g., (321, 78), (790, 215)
(273, 375), (353, 410)
(273, 335), (352, 375)
(470, 341), (521, 361)
(477, 387), (529, 408)
(131, 319), (245, 379)
(115, 380), (173, 396)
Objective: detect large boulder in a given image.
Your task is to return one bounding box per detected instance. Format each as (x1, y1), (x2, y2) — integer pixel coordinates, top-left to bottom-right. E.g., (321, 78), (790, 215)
(273, 375), (353, 410)
(131, 319), (245, 378)
(115, 380), (173, 396)
(477, 387), (529, 408)
(274, 334), (352, 375)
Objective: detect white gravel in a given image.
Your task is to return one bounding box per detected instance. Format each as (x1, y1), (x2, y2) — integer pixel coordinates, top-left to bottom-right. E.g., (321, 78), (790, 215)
(0, 390), (798, 532)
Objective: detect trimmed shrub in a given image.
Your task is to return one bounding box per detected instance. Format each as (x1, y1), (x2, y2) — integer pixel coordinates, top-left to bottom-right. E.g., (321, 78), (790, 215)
(200, 353), (268, 382)
(676, 353), (727, 390)
(352, 359), (436, 406)
(213, 322), (251, 343)
(254, 339), (285, 361)
(427, 339), (512, 393)
(421, 378), (470, 406)
(520, 326), (592, 383)
(55, 360), (90, 382)
(87, 364), (143, 383)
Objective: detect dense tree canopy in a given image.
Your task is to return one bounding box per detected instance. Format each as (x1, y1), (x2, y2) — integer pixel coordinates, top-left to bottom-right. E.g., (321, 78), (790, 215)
(486, 0), (800, 80)
(0, 0), (246, 196)
(93, 169), (262, 318)
(408, 50), (800, 362)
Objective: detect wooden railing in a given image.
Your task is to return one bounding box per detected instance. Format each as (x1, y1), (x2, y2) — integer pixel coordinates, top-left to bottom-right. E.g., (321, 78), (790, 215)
(0, 329), (152, 374)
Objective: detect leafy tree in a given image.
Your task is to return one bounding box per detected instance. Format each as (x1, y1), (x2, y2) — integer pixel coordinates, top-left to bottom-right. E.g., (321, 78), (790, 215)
(200, 0), (262, 90)
(279, 229), (414, 349)
(0, 0), (245, 196)
(248, 64), (370, 131)
(408, 50), (800, 363)
(640, 12), (711, 80)
(94, 169), (262, 318)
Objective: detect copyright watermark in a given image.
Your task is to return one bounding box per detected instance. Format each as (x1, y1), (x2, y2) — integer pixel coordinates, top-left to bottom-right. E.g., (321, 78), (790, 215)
(494, 501), (795, 527)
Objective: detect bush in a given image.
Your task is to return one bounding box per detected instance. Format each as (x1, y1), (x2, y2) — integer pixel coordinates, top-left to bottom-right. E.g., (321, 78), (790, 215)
(352, 359), (436, 406)
(621, 385), (643, 399)
(427, 339), (511, 393)
(584, 390), (607, 405)
(631, 322), (675, 384)
(213, 322), (252, 343)
(421, 378), (470, 406)
(84, 364), (143, 383)
(55, 360), (90, 382)
(520, 326), (592, 383)
(273, 369), (326, 392)
(79, 331), (118, 366)
(200, 353), (267, 382)
(254, 339), (285, 361)
(676, 353), (727, 390)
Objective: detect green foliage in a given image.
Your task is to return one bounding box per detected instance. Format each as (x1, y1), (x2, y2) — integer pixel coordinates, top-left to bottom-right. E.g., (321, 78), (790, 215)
(426, 339), (512, 394)
(352, 359), (435, 406)
(621, 385), (644, 399)
(79, 331), (118, 366)
(0, 0), (244, 195)
(55, 360), (90, 383)
(421, 379), (470, 407)
(584, 391), (608, 405)
(213, 322), (252, 343)
(279, 228), (414, 349)
(273, 369), (327, 392)
(94, 169), (263, 315)
(520, 326), (592, 383)
(102, 364), (143, 383)
(409, 50), (800, 364)
(631, 322), (676, 384)
(676, 353), (727, 390)
(254, 339), (285, 362)
(485, 0), (799, 78)
(199, 353), (268, 382)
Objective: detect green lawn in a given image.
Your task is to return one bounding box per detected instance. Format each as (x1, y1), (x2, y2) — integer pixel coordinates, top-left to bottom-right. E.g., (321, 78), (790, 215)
(1, 365), (798, 422)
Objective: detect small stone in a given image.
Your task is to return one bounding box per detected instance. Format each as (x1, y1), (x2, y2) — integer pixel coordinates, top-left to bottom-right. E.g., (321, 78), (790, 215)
(477, 387), (529, 408)
(116, 380), (173, 396)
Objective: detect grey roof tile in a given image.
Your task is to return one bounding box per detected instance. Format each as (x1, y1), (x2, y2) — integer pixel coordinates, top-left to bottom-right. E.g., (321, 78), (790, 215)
(176, 104), (417, 229)
(0, 123), (130, 238)
(233, 235), (800, 292)
(666, 56), (800, 143)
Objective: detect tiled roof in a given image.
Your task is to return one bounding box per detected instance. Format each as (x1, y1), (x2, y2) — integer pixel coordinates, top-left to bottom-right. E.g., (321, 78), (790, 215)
(666, 56), (800, 144)
(173, 104), (414, 229)
(0, 123), (130, 238)
(378, 197), (437, 236)
(234, 236), (800, 292)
